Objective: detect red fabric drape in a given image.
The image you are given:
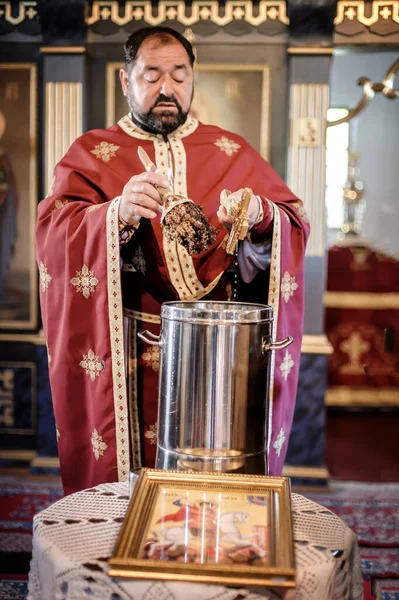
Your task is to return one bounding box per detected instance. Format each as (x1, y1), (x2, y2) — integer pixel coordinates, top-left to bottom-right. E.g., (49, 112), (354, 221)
(36, 117), (309, 494)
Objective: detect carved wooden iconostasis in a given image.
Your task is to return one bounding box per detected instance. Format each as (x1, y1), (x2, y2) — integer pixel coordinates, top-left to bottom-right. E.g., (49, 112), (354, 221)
(0, 0), (398, 482)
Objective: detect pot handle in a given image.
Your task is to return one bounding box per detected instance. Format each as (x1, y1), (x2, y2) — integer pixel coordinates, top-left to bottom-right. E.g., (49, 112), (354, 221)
(262, 336), (294, 353)
(138, 329), (161, 347)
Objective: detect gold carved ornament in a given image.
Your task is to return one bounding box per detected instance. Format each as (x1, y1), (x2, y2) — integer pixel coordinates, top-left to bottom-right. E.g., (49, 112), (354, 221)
(334, 0), (399, 27)
(86, 1), (289, 27)
(0, 2), (37, 25)
(2, 1), (399, 31)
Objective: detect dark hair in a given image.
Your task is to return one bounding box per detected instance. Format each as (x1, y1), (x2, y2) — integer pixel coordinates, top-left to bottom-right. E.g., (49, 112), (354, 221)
(124, 26), (196, 72)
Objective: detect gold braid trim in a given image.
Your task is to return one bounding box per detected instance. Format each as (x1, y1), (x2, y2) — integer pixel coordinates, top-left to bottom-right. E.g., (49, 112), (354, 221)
(123, 308), (161, 324)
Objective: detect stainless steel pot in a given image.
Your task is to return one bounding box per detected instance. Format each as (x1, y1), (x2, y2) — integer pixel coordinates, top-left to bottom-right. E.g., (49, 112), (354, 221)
(138, 301), (293, 475)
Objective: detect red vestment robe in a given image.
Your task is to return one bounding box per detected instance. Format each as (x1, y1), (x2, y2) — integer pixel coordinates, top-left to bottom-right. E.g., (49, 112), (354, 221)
(36, 115), (309, 495)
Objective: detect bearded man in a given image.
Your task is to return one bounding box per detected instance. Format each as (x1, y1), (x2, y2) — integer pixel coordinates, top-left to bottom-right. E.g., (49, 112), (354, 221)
(36, 26), (309, 495)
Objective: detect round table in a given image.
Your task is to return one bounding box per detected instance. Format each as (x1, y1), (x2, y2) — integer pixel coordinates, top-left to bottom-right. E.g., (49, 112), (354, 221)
(27, 482), (364, 600)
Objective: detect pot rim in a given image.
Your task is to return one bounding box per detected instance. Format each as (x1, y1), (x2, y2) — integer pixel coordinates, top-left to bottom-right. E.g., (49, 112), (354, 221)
(160, 300), (273, 324)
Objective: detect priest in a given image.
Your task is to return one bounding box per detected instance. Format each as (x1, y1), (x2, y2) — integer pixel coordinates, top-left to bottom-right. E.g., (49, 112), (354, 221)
(36, 26), (310, 494)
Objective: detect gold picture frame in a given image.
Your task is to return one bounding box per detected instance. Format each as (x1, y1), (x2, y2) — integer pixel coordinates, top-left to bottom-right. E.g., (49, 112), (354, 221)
(109, 469), (295, 590)
(0, 63), (38, 331)
(106, 62), (270, 160)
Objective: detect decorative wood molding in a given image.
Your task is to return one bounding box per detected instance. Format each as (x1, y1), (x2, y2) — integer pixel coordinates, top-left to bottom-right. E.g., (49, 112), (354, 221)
(0, 330), (46, 344)
(30, 456), (60, 468)
(335, 0), (399, 27)
(1, 1), (399, 41)
(0, 1), (37, 26)
(287, 47), (334, 55)
(87, 1), (289, 27)
(282, 465), (330, 480)
(0, 0), (289, 31)
(325, 291), (399, 309)
(301, 335), (333, 355)
(0, 449), (36, 460)
(326, 386), (399, 406)
(334, 0), (399, 42)
(40, 46), (86, 54)
(0, 450), (60, 469)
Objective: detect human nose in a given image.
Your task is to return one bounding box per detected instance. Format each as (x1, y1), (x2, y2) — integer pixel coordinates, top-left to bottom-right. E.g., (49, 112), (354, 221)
(159, 75), (175, 97)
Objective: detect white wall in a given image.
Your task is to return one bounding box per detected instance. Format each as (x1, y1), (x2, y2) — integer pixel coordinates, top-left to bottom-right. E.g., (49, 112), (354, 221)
(329, 50), (399, 256)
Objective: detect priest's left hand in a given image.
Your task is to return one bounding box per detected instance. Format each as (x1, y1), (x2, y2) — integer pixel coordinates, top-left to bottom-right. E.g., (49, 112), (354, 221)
(217, 189), (261, 231)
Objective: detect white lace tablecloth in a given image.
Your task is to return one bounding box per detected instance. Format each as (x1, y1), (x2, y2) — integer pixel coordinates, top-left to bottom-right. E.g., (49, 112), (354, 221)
(28, 482), (364, 600)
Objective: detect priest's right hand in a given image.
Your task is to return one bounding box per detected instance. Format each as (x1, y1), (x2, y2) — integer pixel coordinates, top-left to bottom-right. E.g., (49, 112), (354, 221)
(119, 171), (170, 226)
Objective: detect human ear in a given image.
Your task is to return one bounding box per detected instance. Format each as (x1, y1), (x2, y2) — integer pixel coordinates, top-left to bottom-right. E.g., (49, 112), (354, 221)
(119, 68), (129, 96)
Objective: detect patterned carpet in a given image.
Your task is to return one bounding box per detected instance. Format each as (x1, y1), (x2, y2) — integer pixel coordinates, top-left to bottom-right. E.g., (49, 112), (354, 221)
(304, 496), (399, 546)
(374, 578), (399, 600)
(0, 475), (63, 600)
(305, 483), (399, 599)
(0, 475), (398, 599)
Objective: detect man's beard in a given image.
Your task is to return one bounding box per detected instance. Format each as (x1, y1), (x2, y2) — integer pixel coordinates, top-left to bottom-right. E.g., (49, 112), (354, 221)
(128, 89), (190, 135)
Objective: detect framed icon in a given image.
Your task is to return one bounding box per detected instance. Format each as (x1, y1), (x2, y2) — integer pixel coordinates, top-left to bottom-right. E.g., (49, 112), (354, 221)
(109, 469), (295, 590)
(297, 117), (320, 147)
(0, 64), (38, 330)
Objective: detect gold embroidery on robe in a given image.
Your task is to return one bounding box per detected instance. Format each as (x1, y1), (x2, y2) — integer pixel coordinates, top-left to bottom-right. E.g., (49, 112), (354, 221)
(38, 262), (52, 292)
(281, 271), (298, 303)
(266, 203), (281, 455)
(156, 137), (223, 300)
(142, 345), (160, 373)
(144, 423), (157, 445)
(214, 136), (241, 156)
(91, 428), (108, 460)
(90, 141), (120, 163)
(87, 204), (102, 213)
(292, 201), (310, 224)
(54, 199), (69, 210)
(79, 349), (104, 381)
(279, 350), (295, 381)
(273, 427), (286, 457)
(106, 198), (130, 480)
(70, 265), (99, 299)
(46, 176), (56, 198)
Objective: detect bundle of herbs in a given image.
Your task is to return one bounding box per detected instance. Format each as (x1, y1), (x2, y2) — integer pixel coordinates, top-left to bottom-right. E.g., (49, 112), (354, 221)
(138, 146), (217, 255)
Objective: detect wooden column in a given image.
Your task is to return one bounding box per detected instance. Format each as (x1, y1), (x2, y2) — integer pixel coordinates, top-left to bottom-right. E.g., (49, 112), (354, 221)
(284, 49), (333, 484)
(41, 48), (85, 196)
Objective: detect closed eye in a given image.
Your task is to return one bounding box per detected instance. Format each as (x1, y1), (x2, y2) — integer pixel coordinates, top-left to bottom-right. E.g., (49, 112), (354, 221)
(143, 67), (160, 83)
(144, 74), (160, 83)
(172, 74), (186, 83)
(172, 66), (187, 83)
